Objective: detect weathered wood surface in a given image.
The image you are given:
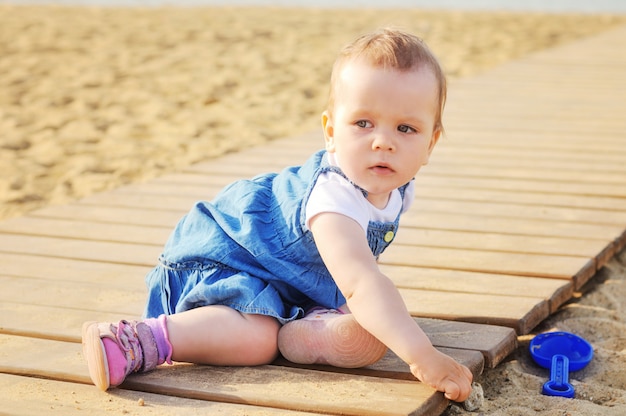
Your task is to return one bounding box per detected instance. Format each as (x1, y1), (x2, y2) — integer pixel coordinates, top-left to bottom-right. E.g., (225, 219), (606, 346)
(0, 330), (492, 416)
(1, 24), (625, 415)
(0, 373), (330, 416)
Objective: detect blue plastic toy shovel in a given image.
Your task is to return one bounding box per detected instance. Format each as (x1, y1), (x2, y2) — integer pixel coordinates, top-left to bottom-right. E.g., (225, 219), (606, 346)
(529, 331), (593, 398)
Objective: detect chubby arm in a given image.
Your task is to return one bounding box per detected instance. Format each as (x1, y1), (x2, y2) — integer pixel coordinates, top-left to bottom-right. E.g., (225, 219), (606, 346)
(310, 211), (473, 401)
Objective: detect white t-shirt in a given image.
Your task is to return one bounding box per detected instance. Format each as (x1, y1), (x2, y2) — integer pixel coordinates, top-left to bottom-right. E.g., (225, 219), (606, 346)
(304, 153), (414, 233)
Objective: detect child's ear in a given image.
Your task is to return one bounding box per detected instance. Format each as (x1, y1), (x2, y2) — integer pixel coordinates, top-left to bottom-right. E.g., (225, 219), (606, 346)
(322, 111), (336, 152)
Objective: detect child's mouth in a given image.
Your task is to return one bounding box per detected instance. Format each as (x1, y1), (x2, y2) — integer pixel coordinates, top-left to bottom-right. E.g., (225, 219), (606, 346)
(371, 164), (393, 174)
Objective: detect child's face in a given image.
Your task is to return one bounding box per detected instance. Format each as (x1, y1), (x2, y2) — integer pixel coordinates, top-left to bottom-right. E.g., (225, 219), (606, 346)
(322, 59), (441, 208)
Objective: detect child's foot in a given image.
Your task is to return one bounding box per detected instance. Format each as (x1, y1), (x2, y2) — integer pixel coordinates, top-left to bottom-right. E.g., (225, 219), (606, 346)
(82, 320), (159, 390)
(277, 308), (387, 368)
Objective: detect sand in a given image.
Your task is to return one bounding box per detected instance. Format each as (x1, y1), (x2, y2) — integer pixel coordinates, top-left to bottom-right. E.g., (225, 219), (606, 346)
(1, 5), (625, 220)
(1, 4), (625, 415)
(445, 248), (626, 416)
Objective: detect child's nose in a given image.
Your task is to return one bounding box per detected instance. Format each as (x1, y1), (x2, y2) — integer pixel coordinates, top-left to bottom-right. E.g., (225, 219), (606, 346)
(372, 131), (396, 151)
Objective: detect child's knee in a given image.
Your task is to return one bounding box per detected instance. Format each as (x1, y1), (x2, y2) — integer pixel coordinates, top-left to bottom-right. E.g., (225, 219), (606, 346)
(246, 314), (280, 363)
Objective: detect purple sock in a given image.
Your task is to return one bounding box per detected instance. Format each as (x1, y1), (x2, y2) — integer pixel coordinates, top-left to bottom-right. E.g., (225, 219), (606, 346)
(144, 314), (173, 365)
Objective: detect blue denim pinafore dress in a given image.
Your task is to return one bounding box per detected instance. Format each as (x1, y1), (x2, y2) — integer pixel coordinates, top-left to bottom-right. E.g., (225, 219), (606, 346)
(144, 150), (409, 324)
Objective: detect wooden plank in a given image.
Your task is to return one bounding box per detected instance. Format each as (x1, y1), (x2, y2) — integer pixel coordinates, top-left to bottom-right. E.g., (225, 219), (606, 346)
(400, 210), (621, 241)
(411, 184), (626, 212)
(398, 288), (548, 335)
(150, 171), (245, 187)
(432, 133), (626, 156)
(449, 78), (626, 95)
(123, 364), (447, 416)
(430, 143), (626, 165)
(0, 234), (159, 267)
(444, 101), (626, 121)
(0, 302), (142, 343)
(79, 191), (206, 212)
(0, 373), (326, 416)
(414, 318), (516, 369)
(0, 336), (91, 384)
(410, 198), (626, 226)
(0, 216), (171, 245)
(382, 265), (573, 314)
(117, 178), (244, 197)
(184, 157), (303, 177)
(0, 252), (152, 287)
(0, 275), (146, 316)
(394, 227), (609, 258)
(424, 158), (626, 185)
(446, 120), (626, 133)
(450, 80), (626, 99)
(413, 172), (626, 199)
(0, 335), (447, 416)
(31, 203), (185, 227)
(380, 245), (595, 282)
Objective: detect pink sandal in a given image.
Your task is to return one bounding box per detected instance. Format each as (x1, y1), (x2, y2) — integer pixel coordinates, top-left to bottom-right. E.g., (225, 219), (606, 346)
(81, 320), (160, 390)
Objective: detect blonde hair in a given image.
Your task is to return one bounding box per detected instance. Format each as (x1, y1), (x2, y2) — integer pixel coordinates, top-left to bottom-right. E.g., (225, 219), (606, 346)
(327, 28), (447, 134)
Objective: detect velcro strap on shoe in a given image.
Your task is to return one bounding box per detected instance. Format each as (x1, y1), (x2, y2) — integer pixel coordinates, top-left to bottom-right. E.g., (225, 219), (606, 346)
(135, 322), (159, 372)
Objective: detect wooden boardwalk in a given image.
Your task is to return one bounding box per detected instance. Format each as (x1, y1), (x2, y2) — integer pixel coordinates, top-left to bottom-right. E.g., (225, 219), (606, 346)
(1, 23), (626, 416)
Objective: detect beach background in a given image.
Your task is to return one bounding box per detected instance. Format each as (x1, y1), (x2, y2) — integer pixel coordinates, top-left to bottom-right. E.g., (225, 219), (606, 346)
(0, 2), (625, 415)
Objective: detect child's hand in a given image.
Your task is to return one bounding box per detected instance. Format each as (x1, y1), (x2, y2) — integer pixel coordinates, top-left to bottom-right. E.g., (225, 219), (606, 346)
(409, 347), (474, 402)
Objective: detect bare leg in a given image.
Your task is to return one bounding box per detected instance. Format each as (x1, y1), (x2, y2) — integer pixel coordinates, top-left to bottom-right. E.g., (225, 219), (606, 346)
(166, 305), (280, 366)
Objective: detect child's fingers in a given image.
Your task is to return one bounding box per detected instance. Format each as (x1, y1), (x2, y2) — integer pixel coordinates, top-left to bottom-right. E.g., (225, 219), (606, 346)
(444, 379), (471, 402)
(444, 368), (473, 402)
(443, 383), (462, 401)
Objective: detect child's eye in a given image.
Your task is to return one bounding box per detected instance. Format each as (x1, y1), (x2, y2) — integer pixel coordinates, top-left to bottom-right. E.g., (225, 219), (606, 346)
(398, 124), (416, 133)
(355, 120), (372, 128)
